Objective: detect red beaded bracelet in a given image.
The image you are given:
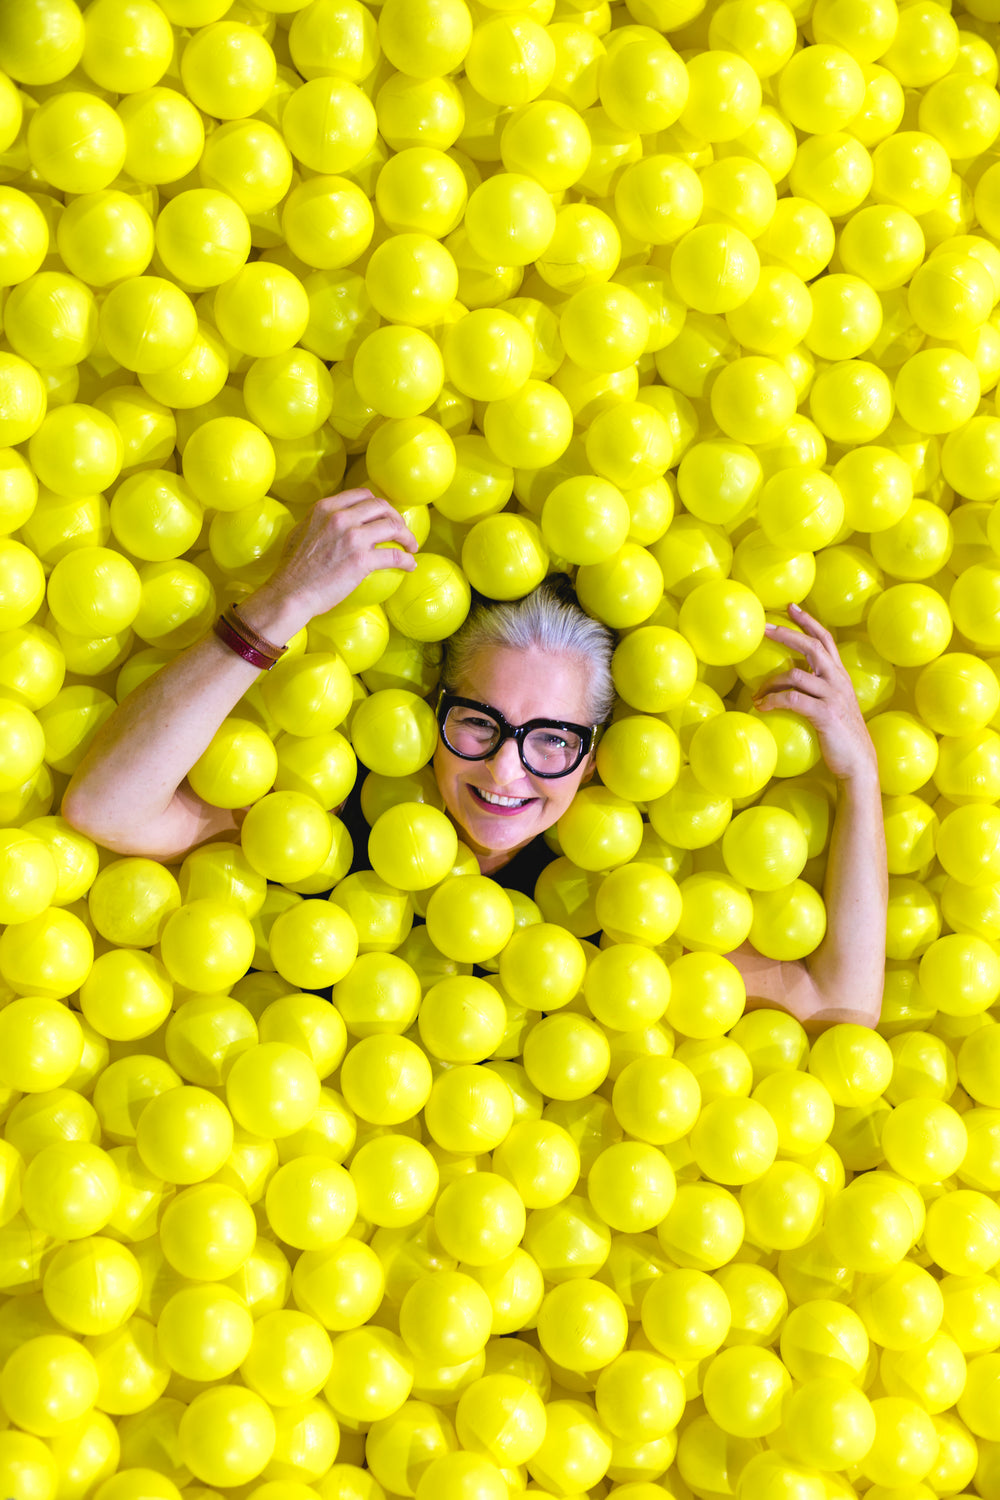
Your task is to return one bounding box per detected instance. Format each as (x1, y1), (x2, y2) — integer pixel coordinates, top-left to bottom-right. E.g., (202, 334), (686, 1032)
(213, 611), (282, 670)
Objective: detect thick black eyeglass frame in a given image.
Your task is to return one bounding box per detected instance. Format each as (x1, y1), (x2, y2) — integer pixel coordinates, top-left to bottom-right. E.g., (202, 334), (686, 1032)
(436, 691), (598, 779)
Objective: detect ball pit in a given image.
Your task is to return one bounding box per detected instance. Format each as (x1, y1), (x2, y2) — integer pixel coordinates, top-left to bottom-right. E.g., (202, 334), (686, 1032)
(2, 0), (1000, 1495)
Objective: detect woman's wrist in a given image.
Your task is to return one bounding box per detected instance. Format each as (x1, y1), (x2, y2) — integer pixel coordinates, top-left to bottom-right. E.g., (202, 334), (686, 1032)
(236, 584), (315, 648)
(836, 755), (881, 796)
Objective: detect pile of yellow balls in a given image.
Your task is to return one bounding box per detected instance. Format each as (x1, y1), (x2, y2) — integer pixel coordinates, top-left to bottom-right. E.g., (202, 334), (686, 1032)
(3, 0), (1000, 1495)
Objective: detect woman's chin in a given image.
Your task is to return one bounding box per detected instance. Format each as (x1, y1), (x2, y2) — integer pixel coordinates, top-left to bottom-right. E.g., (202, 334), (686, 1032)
(456, 788), (543, 855)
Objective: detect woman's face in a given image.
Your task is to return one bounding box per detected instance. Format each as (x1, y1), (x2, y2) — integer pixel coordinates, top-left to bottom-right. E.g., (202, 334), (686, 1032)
(433, 644), (597, 864)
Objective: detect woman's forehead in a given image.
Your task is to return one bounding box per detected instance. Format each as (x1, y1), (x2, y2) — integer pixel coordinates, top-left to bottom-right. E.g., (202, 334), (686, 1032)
(457, 645), (593, 722)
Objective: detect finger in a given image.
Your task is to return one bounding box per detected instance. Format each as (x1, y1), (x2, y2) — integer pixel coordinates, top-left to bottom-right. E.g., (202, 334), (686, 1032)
(755, 689), (828, 720)
(764, 620), (849, 683)
(327, 494), (406, 529)
(369, 546), (417, 572)
(788, 600), (838, 653)
(763, 622), (829, 673)
(317, 486), (380, 512)
(359, 514), (420, 552)
(754, 667), (830, 700)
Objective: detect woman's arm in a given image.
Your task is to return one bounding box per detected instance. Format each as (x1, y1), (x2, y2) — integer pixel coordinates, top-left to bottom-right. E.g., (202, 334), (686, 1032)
(61, 489), (418, 859)
(725, 602), (888, 1032)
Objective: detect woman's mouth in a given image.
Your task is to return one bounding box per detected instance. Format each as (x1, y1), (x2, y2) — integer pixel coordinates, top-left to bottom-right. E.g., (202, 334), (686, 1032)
(469, 786), (536, 815)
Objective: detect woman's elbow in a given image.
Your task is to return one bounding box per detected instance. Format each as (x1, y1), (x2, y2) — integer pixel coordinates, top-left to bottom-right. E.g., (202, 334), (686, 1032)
(801, 984), (884, 1033)
(61, 783), (121, 851)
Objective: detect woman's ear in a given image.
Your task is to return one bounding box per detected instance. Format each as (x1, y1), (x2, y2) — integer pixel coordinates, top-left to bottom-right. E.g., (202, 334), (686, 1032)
(580, 750), (598, 785)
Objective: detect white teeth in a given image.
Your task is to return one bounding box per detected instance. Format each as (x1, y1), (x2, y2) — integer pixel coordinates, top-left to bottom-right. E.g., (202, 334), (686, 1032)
(474, 788), (530, 807)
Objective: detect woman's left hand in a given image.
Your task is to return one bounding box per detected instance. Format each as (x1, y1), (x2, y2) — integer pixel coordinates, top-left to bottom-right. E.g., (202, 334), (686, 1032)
(753, 602), (878, 785)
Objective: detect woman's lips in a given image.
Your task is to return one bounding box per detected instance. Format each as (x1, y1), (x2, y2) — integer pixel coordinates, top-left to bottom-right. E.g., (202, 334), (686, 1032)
(468, 785), (537, 817)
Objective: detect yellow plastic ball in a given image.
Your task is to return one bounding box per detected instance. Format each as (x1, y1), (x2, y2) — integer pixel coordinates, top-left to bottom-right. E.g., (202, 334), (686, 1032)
(642, 1267), (732, 1362)
(118, 85), (205, 186)
(951, 564), (1000, 649)
(0, 1334), (99, 1437)
(0, 356), (46, 449)
(179, 1385), (276, 1489)
(369, 427), (458, 511)
(749, 881), (827, 961)
(614, 154), (702, 245)
(919, 932), (1000, 1016)
(860, 1396), (940, 1488)
(554, 786), (641, 873)
(0, 828), (56, 924)
(339, 1035), (432, 1127)
(681, 49), (762, 142)
(672, 225), (761, 316)
(867, 710), (938, 794)
(464, 14), (554, 106)
(225, 1042), (321, 1141)
(781, 1378), (876, 1470)
(455, 1372), (546, 1465)
(0, 906), (93, 999)
(537, 1278), (628, 1372)
(239, 1308), (334, 1408)
(99, 275), (197, 376)
(522, 1011), (610, 1102)
(492, 1118), (580, 1209)
(187, 716), (278, 809)
(588, 1141), (675, 1235)
(158, 898), (255, 993)
(134, 1084), (233, 1186)
(500, 99), (591, 193)
(27, 91), (125, 193)
(416, 976), (505, 1064)
(398, 1268), (492, 1366)
(809, 359), (894, 445)
(281, 76), (377, 176)
(291, 1237), (384, 1334)
(433, 1170), (525, 1267)
(702, 1345), (791, 1439)
(364, 232), (457, 328)
(424, 875), (515, 964)
(460, 513), (548, 601)
(721, 806), (808, 892)
(824, 1174), (916, 1271)
(351, 1134), (439, 1229)
(594, 859), (682, 946)
(157, 1284), (253, 1382)
(464, 172), (556, 268)
(241, 791), (333, 886)
(710, 356), (798, 445)
(497, 921), (586, 1014)
(376, 146), (467, 236)
(424, 1062), (512, 1155)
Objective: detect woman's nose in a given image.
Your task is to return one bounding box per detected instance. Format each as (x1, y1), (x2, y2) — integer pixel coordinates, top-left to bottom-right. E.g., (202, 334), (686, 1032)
(488, 736), (526, 784)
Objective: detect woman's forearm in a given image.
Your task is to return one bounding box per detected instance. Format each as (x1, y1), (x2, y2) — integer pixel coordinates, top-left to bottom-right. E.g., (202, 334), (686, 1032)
(61, 490), (419, 859)
(732, 765), (888, 1031)
(804, 764), (888, 1023)
(62, 586), (311, 859)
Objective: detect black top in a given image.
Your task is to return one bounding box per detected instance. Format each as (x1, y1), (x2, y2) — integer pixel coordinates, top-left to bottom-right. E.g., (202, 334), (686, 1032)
(338, 772), (556, 899)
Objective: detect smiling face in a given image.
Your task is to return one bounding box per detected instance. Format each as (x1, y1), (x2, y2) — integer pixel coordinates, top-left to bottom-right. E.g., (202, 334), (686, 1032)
(433, 644), (597, 871)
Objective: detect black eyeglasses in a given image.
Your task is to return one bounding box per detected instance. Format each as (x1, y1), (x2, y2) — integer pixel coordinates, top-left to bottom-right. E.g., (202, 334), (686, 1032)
(436, 692), (598, 779)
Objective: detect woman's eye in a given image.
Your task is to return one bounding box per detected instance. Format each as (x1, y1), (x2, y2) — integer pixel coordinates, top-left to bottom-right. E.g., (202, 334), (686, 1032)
(454, 712), (497, 734)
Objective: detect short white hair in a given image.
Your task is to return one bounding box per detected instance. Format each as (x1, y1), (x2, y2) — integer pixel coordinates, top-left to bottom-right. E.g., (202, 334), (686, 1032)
(441, 574), (617, 725)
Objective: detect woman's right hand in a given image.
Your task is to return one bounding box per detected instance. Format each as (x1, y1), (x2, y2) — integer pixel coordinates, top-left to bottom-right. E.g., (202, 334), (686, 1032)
(247, 487), (419, 635)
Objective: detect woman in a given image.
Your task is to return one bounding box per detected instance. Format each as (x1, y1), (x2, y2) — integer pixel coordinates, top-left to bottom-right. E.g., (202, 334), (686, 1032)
(63, 486), (888, 1031)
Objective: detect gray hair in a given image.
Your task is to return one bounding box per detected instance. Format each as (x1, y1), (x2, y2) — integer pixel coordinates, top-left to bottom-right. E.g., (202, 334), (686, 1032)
(441, 574), (617, 725)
